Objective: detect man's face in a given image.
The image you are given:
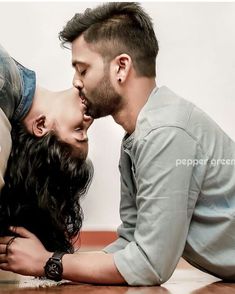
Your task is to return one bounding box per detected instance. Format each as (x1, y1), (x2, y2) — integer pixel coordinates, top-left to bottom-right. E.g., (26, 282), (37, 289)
(72, 35), (122, 119)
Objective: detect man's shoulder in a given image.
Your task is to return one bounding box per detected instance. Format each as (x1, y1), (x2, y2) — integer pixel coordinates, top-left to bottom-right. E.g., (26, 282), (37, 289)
(136, 86), (196, 135)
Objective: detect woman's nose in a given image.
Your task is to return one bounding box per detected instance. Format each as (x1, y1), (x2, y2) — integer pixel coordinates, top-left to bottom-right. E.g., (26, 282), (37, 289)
(84, 114), (94, 127)
(82, 130), (88, 140)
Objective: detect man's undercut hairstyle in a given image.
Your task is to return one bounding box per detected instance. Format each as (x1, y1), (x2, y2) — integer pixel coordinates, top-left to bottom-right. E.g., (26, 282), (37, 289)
(0, 123), (93, 253)
(59, 2), (159, 77)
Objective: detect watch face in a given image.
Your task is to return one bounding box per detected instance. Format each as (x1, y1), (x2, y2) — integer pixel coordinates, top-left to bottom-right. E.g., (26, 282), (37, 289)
(45, 259), (63, 281)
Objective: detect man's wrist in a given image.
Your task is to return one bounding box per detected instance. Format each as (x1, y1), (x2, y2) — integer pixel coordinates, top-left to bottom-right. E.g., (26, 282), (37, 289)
(44, 251), (67, 281)
(37, 251), (53, 277)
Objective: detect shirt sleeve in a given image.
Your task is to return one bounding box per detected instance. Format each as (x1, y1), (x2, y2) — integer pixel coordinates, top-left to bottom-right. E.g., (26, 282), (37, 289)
(103, 146), (138, 253)
(112, 126), (203, 285)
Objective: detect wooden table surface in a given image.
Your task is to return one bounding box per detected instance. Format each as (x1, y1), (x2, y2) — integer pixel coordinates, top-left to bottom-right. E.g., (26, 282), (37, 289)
(1, 263), (235, 294)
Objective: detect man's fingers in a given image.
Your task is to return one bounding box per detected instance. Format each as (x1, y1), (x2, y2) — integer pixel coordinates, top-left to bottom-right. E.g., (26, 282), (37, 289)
(0, 254), (7, 264)
(0, 263), (9, 271)
(0, 226), (35, 245)
(0, 237), (13, 245)
(9, 227), (34, 239)
(0, 244), (7, 254)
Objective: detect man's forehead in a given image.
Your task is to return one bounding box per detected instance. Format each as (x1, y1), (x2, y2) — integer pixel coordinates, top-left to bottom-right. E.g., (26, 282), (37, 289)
(72, 37), (95, 62)
(71, 38), (103, 67)
(71, 47), (90, 67)
(72, 34), (86, 50)
(72, 48), (90, 67)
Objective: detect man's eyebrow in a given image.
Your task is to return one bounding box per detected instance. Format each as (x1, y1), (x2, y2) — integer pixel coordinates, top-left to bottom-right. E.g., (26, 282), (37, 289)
(72, 60), (88, 68)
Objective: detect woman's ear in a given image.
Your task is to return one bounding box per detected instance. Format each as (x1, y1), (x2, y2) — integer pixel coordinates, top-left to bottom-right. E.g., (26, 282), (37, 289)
(114, 53), (132, 84)
(32, 115), (49, 137)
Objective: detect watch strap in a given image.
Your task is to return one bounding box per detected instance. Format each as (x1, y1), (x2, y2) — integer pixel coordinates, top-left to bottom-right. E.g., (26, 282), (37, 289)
(50, 251), (66, 261)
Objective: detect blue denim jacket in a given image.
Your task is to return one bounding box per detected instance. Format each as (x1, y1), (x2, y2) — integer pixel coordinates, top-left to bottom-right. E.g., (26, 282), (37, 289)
(0, 44), (36, 122)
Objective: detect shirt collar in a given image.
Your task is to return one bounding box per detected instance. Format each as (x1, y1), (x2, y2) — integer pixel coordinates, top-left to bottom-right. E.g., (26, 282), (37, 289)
(122, 86), (159, 150)
(12, 60), (36, 121)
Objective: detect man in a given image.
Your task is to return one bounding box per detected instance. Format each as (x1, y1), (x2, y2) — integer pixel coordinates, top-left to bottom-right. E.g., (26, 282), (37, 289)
(1, 2), (235, 286)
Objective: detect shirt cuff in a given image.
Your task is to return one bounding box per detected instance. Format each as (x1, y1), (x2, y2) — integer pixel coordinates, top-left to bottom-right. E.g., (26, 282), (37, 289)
(113, 241), (162, 286)
(102, 237), (129, 253)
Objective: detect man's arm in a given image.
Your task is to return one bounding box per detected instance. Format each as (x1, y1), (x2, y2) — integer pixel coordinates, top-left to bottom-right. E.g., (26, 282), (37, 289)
(104, 146), (138, 254)
(0, 227), (125, 284)
(63, 251), (125, 284)
(109, 127), (207, 285)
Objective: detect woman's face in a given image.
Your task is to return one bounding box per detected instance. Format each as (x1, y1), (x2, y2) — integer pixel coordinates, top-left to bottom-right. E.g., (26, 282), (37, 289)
(23, 87), (93, 159)
(53, 88), (93, 158)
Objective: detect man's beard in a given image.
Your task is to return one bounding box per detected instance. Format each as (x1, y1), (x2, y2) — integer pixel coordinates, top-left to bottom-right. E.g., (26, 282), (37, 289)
(81, 71), (122, 119)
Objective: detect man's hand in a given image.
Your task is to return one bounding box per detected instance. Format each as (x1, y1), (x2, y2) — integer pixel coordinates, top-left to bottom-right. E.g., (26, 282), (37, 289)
(0, 227), (125, 284)
(0, 227), (52, 276)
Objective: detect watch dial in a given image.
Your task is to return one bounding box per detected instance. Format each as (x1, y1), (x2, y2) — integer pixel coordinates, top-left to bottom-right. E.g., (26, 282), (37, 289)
(48, 263), (60, 275)
(45, 260), (63, 281)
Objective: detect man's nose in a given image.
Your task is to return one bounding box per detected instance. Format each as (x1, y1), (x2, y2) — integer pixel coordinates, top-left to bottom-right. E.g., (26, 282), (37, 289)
(73, 74), (84, 90)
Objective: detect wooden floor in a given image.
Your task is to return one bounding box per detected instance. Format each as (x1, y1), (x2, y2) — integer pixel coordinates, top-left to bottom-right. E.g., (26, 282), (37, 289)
(0, 252), (235, 294)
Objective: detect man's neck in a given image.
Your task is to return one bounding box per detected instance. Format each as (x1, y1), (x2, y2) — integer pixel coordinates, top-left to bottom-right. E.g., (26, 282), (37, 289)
(112, 78), (156, 134)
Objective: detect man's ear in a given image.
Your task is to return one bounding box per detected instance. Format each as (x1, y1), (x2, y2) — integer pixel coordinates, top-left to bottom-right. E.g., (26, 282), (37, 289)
(113, 54), (132, 83)
(32, 115), (50, 137)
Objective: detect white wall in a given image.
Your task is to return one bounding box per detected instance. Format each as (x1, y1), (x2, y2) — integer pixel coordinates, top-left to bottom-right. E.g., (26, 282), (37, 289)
(0, 2), (235, 231)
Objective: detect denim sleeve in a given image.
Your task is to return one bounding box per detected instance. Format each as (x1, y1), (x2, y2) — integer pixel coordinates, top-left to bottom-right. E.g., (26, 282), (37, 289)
(0, 108), (12, 190)
(112, 127), (202, 285)
(0, 44), (22, 120)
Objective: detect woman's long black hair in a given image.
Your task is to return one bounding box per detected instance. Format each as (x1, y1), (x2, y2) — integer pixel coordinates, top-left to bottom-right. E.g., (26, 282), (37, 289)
(0, 122), (93, 253)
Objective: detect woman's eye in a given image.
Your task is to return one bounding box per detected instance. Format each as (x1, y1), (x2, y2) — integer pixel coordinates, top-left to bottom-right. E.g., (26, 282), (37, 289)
(75, 127), (82, 132)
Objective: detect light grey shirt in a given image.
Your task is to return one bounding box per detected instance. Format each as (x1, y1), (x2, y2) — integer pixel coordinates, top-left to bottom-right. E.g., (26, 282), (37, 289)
(104, 86), (235, 285)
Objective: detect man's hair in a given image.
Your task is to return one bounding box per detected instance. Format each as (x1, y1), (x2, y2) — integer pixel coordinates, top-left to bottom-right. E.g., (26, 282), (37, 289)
(59, 2), (159, 77)
(0, 123), (93, 253)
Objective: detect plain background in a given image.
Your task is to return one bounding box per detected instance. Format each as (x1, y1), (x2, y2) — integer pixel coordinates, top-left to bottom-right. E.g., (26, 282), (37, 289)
(0, 1), (235, 230)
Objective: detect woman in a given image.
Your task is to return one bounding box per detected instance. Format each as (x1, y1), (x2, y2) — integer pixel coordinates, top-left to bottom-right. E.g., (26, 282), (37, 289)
(0, 44), (93, 253)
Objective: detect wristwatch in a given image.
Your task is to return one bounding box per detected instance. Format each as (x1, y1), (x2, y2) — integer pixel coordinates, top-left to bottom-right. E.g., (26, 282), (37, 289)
(44, 251), (66, 281)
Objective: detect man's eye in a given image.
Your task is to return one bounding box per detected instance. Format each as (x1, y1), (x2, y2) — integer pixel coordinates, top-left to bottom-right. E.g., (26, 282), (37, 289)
(80, 70), (86, 76)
